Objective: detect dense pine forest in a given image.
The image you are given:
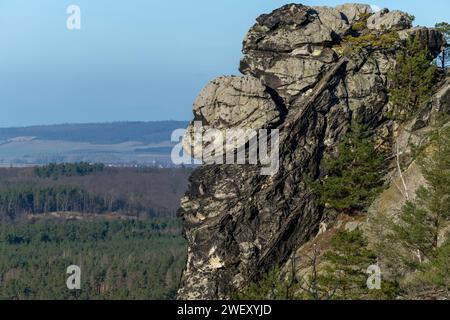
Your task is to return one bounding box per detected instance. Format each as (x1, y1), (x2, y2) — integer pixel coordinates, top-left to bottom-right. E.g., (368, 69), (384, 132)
(0, 219), (186, 299)
(0, 163), (190, 300)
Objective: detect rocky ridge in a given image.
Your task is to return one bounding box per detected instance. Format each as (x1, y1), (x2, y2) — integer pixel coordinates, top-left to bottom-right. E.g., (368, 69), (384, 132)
(177, 3), (448, 299)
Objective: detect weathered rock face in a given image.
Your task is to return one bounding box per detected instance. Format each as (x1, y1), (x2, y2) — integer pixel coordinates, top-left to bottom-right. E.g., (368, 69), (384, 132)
(177, 3), (446, 300)
(192, 76), (283, 130)
(399, 27), (447, 56)
(182, 76), (284, 158)
(434, 77), (450, 114)
(240, 4), (348, 104)
(335, 3), (372, 23)
(367, 8), (413, 31)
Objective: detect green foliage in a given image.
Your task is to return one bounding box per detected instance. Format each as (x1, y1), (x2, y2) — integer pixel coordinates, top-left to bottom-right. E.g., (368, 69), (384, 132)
(318, 230), (399, 300)
(236, 230), (399, 300)
(373, 124), (450, 298)
(406, 14), (416, 23)
(351, 13), (373, 32)
(435, 22), (450, 39)
(34, 162), (105, 179)
(233, 268), (301, 300)
(388, 36), (437, 120)
(389, 125), (450, 261)
(318, 230), (376, 299)
(415, 240), (450, 295)
(341, 31), (399, 55)
(312, 123), (387, 215)
(342, 12), (400, 55)
(0, 219), (186, 300)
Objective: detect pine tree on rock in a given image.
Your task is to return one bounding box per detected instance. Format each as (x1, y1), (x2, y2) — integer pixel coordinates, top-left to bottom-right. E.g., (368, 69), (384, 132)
(388, 36), (437, 120)
(390, 124), (450, 266)
(313, 122), (387, 215)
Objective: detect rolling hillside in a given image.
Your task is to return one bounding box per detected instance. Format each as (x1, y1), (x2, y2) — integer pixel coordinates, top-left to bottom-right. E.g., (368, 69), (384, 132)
(0, 121), (189, 166)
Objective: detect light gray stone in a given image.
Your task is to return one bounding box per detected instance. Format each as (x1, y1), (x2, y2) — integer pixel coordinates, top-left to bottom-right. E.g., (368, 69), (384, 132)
(367, 9), (413, 31)
(336, 3), (372, 24)
(182, 75), (282, 158)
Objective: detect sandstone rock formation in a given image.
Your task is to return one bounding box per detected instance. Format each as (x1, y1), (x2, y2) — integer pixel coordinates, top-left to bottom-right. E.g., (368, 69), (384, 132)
(177, 3), (447, 299)
(367, 8), (413, 31)
(182, 76), (283, 158)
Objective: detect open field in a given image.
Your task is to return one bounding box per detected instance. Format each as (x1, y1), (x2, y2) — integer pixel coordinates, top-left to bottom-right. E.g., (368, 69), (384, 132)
(0, 121), (189, 167)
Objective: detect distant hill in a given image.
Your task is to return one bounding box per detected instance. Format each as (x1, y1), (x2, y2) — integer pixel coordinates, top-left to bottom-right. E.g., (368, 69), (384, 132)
(0, 121), (189, 145)
(0, 121), (190, 166)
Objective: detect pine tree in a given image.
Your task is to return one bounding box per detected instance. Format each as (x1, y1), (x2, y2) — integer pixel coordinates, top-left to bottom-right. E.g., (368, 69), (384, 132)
(313, 123), (387, 215)
(412, 239), (450, 299)
(389, 125), (450, 267)
(388, 36), (437, 120)
(236, 229), (400, 300)
(318, 230), (384, 300)
(372, 124), (450, 298)
(233, 268), (300, 300)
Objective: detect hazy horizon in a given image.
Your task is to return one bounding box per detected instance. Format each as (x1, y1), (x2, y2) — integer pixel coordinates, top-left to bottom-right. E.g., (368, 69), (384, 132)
(0, 119), (190, 130)
(1, 0), (449, 128)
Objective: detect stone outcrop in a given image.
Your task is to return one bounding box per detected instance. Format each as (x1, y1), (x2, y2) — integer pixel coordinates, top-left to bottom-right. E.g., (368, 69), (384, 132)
(367, 8), (413, 31)
(399, 27), (447, 56)
(240, 4), (345, 103)
(177, 3), (447, 300)
(191, 76), (283, 130)
(182, 76), (284, 157)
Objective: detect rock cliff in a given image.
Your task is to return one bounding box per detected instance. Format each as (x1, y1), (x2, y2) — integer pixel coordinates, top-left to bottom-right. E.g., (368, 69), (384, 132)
(177, 3), (447, 299)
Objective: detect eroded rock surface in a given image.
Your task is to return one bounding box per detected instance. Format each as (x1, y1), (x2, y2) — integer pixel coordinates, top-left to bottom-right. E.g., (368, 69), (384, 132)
(177, 3), (446, 300)
(367, 8), (413, 31)
(182, 76), (284, 158)
(192, 76), (282, 130)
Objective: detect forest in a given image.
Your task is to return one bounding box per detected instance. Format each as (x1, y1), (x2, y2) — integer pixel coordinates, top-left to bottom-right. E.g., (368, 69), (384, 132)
(0, 163), (190, 300)
(0, 163), (191, 221)
(0, 219), (186, 299)
(34, 162), (105, 178)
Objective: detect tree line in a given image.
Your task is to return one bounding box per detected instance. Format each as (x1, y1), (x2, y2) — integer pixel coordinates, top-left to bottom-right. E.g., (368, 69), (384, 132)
(34, 162), (105, 179)
(0, 166), (191, 221)
(0, 184), (162, 220)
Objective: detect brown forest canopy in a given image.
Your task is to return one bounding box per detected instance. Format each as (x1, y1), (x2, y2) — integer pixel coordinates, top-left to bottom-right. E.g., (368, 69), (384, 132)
(0, 164), (192, 222)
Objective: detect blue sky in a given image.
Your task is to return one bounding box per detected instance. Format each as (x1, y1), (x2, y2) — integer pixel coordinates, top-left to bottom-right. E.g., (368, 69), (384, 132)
(0, 1), (449, 127)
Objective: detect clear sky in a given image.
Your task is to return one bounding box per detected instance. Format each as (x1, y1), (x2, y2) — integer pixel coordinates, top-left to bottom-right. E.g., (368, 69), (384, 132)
(0, 0), (449, 127)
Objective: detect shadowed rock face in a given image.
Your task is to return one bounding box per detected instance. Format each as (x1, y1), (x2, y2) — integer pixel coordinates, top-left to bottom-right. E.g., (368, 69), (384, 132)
(177, 3), (446, 300)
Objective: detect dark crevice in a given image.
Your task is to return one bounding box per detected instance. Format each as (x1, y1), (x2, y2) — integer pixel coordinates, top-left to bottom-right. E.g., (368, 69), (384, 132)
(265, 86), (289, 128)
